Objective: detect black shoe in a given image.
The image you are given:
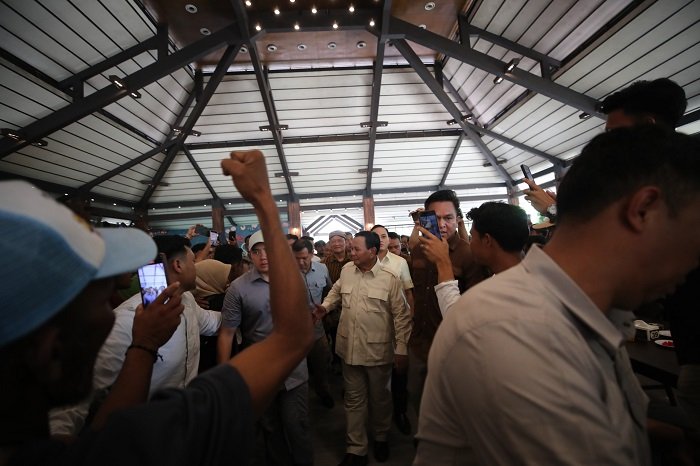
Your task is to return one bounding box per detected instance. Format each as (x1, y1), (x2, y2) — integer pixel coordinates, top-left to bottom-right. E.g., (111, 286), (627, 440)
(374, 441), (390, 462)
(319, 391), (335, 409)
(337, 453), (368, 466)
(394, 412), (411, 435)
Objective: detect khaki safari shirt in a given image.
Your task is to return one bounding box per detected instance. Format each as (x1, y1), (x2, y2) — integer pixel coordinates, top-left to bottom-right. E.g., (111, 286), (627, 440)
(322, 259), (412, 366)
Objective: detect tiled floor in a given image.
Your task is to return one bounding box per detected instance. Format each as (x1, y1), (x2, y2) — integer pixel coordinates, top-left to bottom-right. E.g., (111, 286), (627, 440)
(310, 373), (418, 466)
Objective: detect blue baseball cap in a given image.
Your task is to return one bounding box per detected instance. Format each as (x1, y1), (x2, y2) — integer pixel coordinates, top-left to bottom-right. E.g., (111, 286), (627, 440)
(0, 181), (157, 346)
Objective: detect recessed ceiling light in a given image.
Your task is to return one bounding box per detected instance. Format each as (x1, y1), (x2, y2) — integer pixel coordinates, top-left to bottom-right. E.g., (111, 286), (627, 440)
(332, 22), (338, 29)
(348, 5), (355, 12)
(297, 43), (307, 51)
(290, 0), (295, 3)
(294, 23), (300, 30)
(327, 42), (337, 49)
(369, 19), (375, 27)
(419, 24), (427, 29)
(311, 6), (317, 13)
(240, 45), (248, 53)
(267, 44), (278, 52)
(185, 4), (198, 13)
(255, 24), (262, 31)
(356, 41), (366, 48)
(274, 7), (280, 15)
(424, 2), (436, 10)
(200, 27), (211, 35)
(245, 0), (251, 5)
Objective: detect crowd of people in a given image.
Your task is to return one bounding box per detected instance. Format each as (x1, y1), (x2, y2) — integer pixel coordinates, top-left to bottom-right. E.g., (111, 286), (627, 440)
(1, 77), (698, 466)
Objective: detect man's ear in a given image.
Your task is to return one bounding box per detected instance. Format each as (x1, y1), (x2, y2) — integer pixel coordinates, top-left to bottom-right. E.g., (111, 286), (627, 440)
(171, 257), (184, 274)
(622, 186), (662, 233)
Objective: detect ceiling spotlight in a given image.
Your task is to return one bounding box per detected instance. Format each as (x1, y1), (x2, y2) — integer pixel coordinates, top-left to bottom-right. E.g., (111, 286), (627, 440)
(245, 0), (251, 5)
(31, 139), (48, 147)
(1, 128), (22, 140)
(493, 75), (504, 84)
(267, 44), (278, 52)
(185, 4), (198, 13)
(129, 90), (141, 99)
(200, 27), (211, 35)
(294, 23), (300, 30)
(255, 24), (262, 31)
(369, 18), (375, 27)
(356, 41), (366, 48)
(579, 112), (591, 120)
(190, 130), (202, 137)
(290, 0), (295, 2)
(332, 22), (338, 29)
(297, 43), (307, 51)
(419, 24), (427, 29)
(240, 45), (248, 53)
(172, 128), (183, 135)
(348, 5), (355, 12)
(505, 58), (520, 73)
(108, 75), (125, 89)
(425, 2), (436, 10)
(327, 41), (337, 49)
(311, 6), (317, 13)
(446, 119), (456, 126)
(274, 7), (280, 15)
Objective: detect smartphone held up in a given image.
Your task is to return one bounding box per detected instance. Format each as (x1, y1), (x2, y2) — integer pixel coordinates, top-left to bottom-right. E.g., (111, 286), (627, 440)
(137, 254), (169, 308)
(419, 210), (441, 239)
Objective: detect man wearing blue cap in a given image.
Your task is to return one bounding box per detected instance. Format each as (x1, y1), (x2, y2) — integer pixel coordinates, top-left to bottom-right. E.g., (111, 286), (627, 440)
(0, 149), (315, 465)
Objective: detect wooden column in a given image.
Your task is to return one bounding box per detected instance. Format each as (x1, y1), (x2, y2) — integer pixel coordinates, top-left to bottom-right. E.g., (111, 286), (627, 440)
(133, 206), (149, 232)
(287, 198), (301, 236)
(363, 195), (375, 230)
(212, 198), (224, 234)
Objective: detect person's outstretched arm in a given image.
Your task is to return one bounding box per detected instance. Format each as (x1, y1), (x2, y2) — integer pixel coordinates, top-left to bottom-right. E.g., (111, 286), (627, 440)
(221, 150), (315, 416)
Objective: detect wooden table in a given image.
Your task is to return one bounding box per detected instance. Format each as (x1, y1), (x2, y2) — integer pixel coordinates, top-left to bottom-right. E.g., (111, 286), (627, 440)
(626, 340), (680, 389)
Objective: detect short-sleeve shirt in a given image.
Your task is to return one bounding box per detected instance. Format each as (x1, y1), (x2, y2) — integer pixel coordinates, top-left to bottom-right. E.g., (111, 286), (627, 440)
(414, 246), (650, 465)
(222, 268), (308, 390)
(302, 262), (332, 340)
(11, 364), (253, 466)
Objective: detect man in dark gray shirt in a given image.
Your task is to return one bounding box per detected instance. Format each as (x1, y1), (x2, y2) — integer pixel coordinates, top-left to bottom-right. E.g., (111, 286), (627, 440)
(219, 230), (313, 466)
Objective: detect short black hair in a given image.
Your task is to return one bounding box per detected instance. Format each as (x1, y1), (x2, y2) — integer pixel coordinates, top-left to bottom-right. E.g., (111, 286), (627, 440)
(600, 78), (686, 128)
(292, 239), (314, 254)
(355, 231), (380, 255)
(370, 224), (388, 233)
(388, 232), (400, 240)
(400, 235), (409, 240)
(301, 235), (314, 242)
(557, 126), (700, 224)
(425, 189), (460, 212)
(228, 230), (236, 241)
(154, 235), (191, 262)
(467, 202), (529, 252)
(214, 244), (243, 264)
(286, 234), (299, 241)
(314, 240), (326, 250)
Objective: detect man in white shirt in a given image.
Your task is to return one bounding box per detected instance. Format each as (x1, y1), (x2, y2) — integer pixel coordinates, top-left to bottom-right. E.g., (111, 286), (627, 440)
(50, 235), (221, 436)
(414, 127), (700, 465)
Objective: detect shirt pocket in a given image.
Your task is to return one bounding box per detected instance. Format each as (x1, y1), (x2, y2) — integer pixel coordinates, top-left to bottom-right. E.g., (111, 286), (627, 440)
(365, 330), (392, 362)
(366, 287), (388, 306)
(340, 283), (354, 310)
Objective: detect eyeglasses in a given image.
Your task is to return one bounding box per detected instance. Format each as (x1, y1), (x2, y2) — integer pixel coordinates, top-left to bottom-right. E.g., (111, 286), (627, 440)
(250, 247), (267, 256)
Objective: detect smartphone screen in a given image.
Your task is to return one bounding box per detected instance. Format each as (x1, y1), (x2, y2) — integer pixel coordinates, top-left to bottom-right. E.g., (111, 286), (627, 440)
(419, 210), (441, 239)
(137, 262), (168, 308)
(209, 231), (218, 245)
(521, 164), (534, 181)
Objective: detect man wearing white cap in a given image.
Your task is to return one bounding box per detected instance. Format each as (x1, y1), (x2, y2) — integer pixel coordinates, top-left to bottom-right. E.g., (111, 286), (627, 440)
(219, 229), (313, 465)
(0, 149), (315, 465)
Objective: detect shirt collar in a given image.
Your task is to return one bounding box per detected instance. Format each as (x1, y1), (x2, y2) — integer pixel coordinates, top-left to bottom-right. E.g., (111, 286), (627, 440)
(248, 267), (268, 283)
(521, 246), (627, 353)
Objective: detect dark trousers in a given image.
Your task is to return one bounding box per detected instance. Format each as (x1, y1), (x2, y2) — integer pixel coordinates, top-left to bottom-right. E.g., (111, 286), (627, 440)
(391, 367), (408, 415)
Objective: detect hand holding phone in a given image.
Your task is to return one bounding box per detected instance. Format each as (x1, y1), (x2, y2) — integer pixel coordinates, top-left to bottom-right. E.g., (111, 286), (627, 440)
(209, 231), (219, 246)
(137, 254), (170, 308)
(419, 210), (441, 239)
(521, 164), (534, 181)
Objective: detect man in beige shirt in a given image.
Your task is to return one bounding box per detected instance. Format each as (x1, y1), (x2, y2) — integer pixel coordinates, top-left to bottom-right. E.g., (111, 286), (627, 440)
(316, 231), (412, 466)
